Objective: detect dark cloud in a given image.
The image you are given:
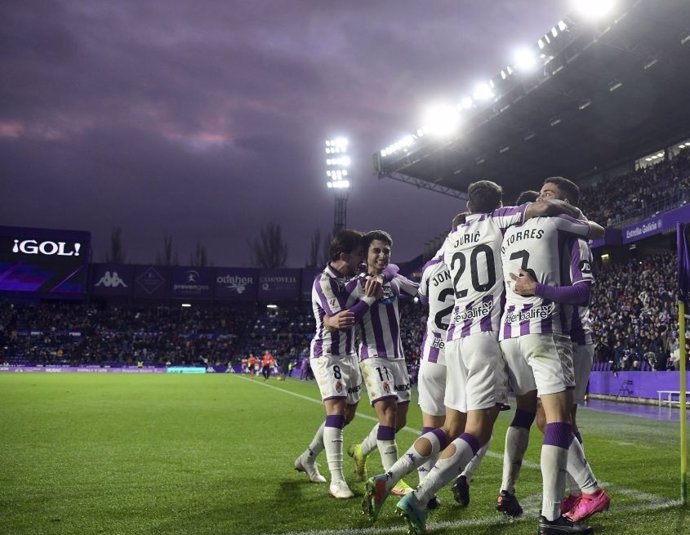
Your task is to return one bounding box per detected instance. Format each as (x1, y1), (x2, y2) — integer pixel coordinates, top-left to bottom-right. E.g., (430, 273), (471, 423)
(1, 0), (570, 266)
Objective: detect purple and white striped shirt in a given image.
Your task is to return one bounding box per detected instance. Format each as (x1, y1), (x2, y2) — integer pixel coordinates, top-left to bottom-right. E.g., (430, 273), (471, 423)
(310, 264), (364, 358)
(569, 238), (595, 346)
(357, 272), (419, 361)
(499, 215), (593, 340)
(419, 253), (454, 365)
(444, 205), (526, 341)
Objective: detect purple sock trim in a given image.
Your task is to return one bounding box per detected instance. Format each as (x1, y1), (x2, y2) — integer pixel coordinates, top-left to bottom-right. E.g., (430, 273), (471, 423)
(510, 409), (536, 430)
(377, 425), (396, 441)
(431, 428), (449, 450)
(459, 433), (480, 456)
(574, 431), (583, 445)
(544, 422), (572, 449)
(325, 414), (345, 429)
(422, 426), (434, 435)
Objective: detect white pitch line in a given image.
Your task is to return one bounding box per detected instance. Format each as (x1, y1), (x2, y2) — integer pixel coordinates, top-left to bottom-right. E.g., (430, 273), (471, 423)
(276, 498), (684, 535)
(235, 375), (677, 534)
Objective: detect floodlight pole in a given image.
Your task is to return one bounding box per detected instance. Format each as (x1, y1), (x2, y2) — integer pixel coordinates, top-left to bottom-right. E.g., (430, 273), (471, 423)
(334, 192), (348, 234)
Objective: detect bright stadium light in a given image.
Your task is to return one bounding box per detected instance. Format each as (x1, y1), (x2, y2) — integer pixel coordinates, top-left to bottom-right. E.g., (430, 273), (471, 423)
(422, 104), (461, 138)
(513, 47), (538, 73)
(459, 96), (474, 110)
(573, 0), (617, 21)
(325, 136), (351, 233)
(473, 82), (494, 102)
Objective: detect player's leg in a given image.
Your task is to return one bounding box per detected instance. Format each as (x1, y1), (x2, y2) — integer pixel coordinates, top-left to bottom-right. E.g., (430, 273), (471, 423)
(497, 337), (538, 517)
(529, 334), (593, 534)
(562, 344), (609, 521)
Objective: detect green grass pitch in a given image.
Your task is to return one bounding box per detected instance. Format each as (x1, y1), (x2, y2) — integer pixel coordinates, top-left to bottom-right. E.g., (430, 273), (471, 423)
(1, 373), (688, 535)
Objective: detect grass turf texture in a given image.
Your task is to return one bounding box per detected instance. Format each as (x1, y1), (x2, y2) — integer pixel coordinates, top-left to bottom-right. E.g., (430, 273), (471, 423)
(1, 373), (688, 535)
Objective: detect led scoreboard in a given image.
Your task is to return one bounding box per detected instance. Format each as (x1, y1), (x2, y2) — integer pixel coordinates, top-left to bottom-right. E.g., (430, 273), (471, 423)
(0, 226), (91, 298)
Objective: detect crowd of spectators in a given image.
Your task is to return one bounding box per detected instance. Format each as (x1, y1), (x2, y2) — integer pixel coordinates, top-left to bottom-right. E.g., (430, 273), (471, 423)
(590, 252), (681, 371)
(0, 303), (254, 367)
(580, 148), (690, 227)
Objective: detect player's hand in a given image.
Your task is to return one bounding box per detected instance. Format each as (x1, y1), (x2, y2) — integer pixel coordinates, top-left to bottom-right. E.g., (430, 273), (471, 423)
(324, 310), (355, 331)
(363, 276), (382, 298)
(510, 269), (537, 296)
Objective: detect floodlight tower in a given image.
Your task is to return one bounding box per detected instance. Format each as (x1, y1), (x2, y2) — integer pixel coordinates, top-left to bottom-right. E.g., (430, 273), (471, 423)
(325, 137), (351, 234)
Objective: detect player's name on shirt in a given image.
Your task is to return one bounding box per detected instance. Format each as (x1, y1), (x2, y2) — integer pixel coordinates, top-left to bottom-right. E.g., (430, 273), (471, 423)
(500, 227), (545, 252)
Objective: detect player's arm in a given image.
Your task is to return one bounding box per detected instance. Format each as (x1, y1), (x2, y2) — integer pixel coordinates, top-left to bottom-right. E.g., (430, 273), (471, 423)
(510, 270), (591, 305)
(524, 200), (605, 239)
(511, 237), (594, 305)
(321, 276), (381, 331)
(383, 264), (420, 296)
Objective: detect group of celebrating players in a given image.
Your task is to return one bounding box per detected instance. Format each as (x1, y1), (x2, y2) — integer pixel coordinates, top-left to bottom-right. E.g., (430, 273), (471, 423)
(293, 177), (611, 535)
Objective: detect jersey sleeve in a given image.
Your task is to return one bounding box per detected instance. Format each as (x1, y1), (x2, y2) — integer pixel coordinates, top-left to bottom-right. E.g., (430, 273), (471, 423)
(492, 204), (527, 229)
(313, 275), (344, 316)
(394, 273), (420, 296)
(570, 238), (594, 285)
(553, 214), (592, 239)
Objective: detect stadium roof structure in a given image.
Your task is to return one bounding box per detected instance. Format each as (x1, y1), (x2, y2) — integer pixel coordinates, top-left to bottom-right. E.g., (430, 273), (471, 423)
(374, 0), (690, 200)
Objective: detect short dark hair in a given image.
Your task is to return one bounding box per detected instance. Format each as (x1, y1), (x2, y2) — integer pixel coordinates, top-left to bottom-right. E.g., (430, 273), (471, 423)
(329, 229), (363, 261)
(516, 190), (539, 204)
(362, 230), (393, 252)
(543, 176), (580, 205)
(467, 180), (502, 213)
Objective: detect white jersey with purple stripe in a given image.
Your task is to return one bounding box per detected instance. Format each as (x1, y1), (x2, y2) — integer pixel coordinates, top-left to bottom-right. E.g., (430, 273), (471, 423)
(357, 272), (419, 361)
(310, 264), (363, 358)
(499, 216), (593, 340)
(569, 238), (595, 346)
(419, 253), (454, 366)
(443, 205), (526, 341)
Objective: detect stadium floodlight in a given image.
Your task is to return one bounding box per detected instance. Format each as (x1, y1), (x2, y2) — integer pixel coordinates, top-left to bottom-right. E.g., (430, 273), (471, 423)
(513, 47), (538, 73)
(459, 96), (474, 110)
(473, 82), (494, 102)
(573, 0), (617, 21)
(325, 136), (351, 233)
(422, 104), (461, 138)
(181, 303), (191, 308)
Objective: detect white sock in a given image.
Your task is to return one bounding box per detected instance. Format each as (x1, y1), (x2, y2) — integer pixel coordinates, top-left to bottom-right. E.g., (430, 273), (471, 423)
(567, 436), (599, 494)
(415, 436), (476, 505)
(461, 436), (491, 482)
(377, 439), (398, 472)
(361, 424), (379, 456)
(418, 454), (438, 486)
(501, 426), (529, 494)
(541, 444), (568, 521)
(305, 422), (325, 458)
(324, 426), (345, 483)
(384, 431), (445, 490)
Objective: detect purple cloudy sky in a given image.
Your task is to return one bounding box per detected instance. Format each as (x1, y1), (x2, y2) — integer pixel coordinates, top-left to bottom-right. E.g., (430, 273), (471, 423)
(1, 0), (570, 267)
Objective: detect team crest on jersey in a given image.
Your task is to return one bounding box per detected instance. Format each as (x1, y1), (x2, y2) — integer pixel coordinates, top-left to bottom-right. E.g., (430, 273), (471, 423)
(382, 382), (391, 393)
(380, 285), (396, 305)
(335, 381), (343, 393)
(329, 297), (338, 309)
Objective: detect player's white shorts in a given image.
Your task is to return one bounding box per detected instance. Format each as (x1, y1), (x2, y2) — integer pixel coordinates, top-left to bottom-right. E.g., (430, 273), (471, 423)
(360, 357), (411, 405)
(444, 332), (508, 413)
(311, 353), (362, 405)
(500, 334), (574, 397)
(572, 343), (594, 404)
(417, 360), (446, 417)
